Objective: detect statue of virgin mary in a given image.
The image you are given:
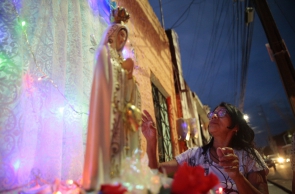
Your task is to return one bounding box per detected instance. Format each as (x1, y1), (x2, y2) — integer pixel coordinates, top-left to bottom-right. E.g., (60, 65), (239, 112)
(82, 7), (142, 191)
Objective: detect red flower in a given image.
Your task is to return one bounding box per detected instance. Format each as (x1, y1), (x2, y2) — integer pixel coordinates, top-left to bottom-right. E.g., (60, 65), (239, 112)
(171, 163), (219, 194)
(100, 183), (128, 194)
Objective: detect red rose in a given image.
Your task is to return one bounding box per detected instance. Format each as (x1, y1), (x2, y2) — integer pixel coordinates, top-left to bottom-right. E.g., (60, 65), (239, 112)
(171, 163), (219, 194)
(100, 183), (128, 194)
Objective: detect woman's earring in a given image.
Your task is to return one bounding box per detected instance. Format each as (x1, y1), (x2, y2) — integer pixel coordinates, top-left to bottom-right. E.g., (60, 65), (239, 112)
(235, 131), (238, 136)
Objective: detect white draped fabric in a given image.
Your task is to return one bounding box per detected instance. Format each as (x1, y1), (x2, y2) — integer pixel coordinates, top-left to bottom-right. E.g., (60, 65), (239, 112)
(0, 0), (107, 191)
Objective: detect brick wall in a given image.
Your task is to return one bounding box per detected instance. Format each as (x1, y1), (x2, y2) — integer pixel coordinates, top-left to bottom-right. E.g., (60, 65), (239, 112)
(119, 0), (180, 156)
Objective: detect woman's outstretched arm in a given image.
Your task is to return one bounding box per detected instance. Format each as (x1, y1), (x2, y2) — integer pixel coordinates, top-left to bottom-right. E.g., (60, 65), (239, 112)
(142, 110), (179, 176)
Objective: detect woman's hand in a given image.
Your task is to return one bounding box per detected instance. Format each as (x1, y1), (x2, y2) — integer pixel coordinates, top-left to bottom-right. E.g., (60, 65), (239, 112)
(217, 147), (241, 179)
(141, 110), (157, 143)
(141, 110), (158, 169)
(217, 147), (269, 193)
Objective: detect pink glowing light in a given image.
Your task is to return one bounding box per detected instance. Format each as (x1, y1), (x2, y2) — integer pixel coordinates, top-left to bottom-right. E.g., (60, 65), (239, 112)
(23, 73), (35, 95)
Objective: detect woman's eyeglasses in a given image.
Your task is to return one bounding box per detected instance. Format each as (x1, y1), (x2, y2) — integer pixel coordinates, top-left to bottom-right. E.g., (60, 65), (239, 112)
(207, 109), (227, 119)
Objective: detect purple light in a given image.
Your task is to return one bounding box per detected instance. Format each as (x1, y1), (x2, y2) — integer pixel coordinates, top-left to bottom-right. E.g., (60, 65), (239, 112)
(88, 0), (111, 23)
(181, 122), (187, 128)
(13, 0), (23, 13)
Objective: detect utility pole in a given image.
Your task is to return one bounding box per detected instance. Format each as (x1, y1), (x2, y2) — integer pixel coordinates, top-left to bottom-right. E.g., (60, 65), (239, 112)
(272, 101), (295, 129)
(158, 0), (165, 28)
(252, 0), (295, 118)
(259, 105), (278, 155)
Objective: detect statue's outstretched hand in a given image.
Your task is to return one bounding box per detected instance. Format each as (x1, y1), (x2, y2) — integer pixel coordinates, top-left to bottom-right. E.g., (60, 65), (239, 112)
(141, 110), (157, 143)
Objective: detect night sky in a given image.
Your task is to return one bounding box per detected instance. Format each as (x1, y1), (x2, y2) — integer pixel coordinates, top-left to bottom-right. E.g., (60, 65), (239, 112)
(148, 0), (295, 147)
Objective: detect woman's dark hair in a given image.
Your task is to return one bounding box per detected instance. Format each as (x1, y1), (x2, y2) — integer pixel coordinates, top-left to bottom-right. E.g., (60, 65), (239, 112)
(202, 102), (265, 168)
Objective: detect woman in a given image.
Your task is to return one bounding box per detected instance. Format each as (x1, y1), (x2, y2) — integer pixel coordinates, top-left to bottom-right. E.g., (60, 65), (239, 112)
(143, 102), (269, 194)
(83, 7), (141, 191)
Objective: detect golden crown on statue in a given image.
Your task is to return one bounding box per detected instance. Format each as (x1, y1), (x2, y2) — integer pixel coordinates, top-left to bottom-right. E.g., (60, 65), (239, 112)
(110, 7), (130, 24)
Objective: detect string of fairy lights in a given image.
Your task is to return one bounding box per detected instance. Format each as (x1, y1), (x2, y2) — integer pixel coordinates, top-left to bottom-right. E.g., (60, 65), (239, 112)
(13, 4), (90, 116)
(2, 1), (112, 193)
(13, 0), (134, 117)
(12, 0), (142, 117)
(2, 0), (148, 192)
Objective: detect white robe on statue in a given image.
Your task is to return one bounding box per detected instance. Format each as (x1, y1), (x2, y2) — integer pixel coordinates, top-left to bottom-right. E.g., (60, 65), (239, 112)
(82, 23), (141, 191)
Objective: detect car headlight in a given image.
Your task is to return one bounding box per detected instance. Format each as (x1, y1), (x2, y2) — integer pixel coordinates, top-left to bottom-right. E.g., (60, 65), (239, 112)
(277, 157), (285, 163)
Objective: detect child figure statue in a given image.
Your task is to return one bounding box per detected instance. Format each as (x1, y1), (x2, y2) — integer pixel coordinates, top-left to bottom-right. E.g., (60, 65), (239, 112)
(82, 6), (142, 191)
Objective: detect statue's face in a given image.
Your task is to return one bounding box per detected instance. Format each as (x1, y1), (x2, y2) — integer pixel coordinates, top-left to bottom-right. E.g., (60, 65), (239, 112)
(116, 29), (127, 51)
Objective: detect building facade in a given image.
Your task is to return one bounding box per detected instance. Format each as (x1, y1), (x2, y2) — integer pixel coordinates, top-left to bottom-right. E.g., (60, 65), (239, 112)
(119, 0), (211, 162)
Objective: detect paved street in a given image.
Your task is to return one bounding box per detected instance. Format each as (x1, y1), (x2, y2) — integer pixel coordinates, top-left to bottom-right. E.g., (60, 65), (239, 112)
(268, 182), (290, 194)
(267, 162), (292, 193)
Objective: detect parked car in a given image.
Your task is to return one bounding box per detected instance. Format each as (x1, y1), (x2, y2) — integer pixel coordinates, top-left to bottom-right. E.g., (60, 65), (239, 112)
(267, 154), (287, 164)
(264, 158), (276, 171)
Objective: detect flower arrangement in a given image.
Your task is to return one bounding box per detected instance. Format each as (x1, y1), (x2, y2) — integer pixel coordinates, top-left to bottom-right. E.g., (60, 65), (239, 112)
(171, 163), (219, 194)
(15, 157), (219, 194)
(100, 183), (128, 194)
